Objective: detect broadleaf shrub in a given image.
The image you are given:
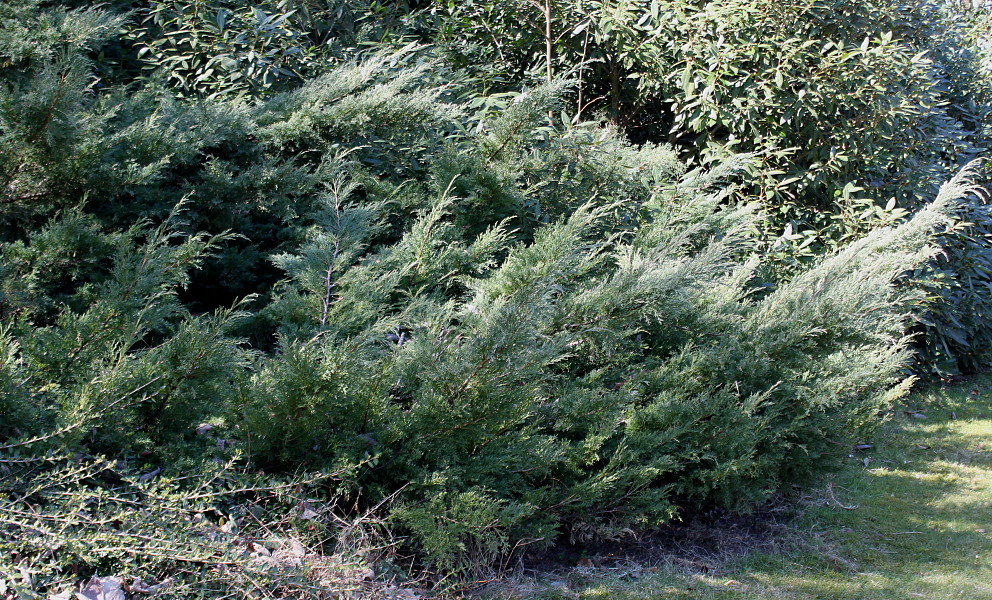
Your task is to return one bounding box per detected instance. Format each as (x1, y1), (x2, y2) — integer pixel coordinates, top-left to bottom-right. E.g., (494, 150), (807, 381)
(407, 0), (992, 374)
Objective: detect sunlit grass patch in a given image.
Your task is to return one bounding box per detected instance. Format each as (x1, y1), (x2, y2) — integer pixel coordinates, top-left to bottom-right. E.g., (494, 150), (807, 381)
(500, 376), (992, 600)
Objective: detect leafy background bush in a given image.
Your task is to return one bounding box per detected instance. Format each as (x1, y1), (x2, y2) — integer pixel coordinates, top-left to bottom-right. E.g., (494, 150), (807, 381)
(363, 0), (992, 376)
(1, 0), (991, 596)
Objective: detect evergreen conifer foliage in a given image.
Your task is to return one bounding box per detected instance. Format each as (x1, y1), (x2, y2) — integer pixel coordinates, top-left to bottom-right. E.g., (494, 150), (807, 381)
(2, 2), (990, 592)
(239, 156), (969, 571)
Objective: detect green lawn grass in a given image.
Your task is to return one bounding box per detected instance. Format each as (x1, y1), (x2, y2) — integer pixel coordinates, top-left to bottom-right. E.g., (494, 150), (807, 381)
(499, 377), (992, 600)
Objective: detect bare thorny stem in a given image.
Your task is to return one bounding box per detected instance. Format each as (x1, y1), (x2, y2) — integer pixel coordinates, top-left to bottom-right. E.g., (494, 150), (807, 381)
(320, 251), (337, 327)
(0, 375), (164, 460)
(576, 19), (591, 123)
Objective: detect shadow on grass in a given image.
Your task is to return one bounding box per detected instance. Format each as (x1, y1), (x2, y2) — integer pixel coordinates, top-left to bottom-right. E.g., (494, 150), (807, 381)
(724, 379), (992, 599)
(491, 379), (992, 600)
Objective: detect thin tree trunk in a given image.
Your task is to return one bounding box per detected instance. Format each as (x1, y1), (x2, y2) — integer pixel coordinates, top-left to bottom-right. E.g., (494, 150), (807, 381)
(544, 0), (553, 83)
(524, 0), (554, 83)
